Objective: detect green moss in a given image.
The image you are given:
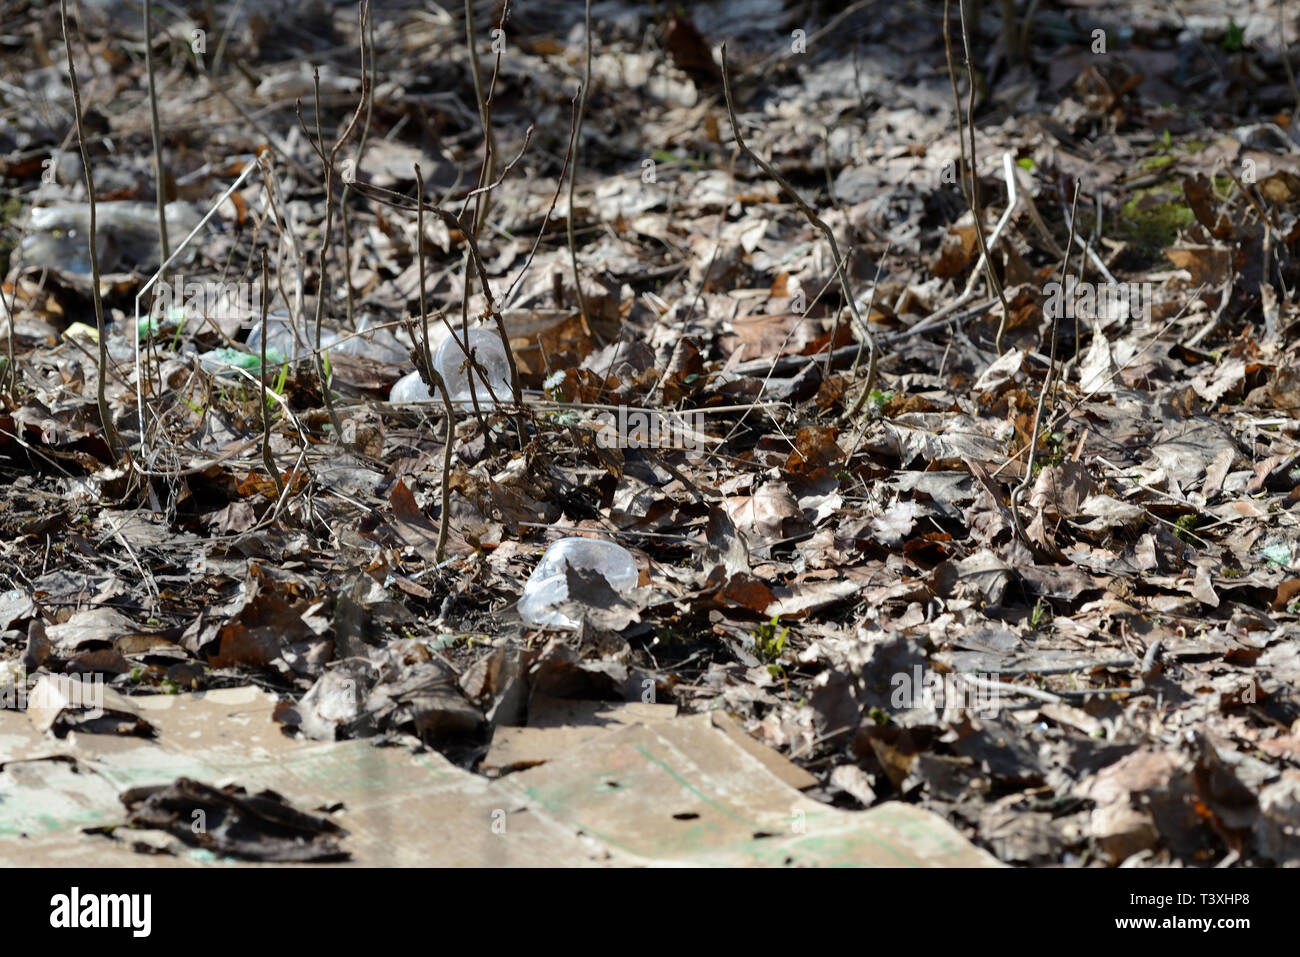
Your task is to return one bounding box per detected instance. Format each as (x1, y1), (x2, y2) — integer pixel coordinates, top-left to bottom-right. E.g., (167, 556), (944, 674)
(1117, 184), (1195, 252)
(0, 191), (21, 274)
(1173, 512), (1201, 544)
(0, 193), (21, 224)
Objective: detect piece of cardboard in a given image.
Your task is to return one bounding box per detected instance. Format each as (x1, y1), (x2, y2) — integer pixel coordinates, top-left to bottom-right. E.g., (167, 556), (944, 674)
(481, 700), (819, 794)
(710, 711), (818, 791)
(481, 696), (677, 773)
(1, 685), (596, 866)
(0, 685), (999, 867)
(512, 714), (1001, 867)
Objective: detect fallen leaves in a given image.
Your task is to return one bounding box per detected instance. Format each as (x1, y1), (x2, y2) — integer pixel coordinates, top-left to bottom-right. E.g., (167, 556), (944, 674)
(2, 0), (1300, 873)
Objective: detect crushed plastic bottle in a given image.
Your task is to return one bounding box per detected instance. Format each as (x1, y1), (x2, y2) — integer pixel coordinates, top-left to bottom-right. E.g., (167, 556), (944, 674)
(334, 314), (408, 364)
(389, 370), (432, 403)
(434, 328), (512, 407)
(517, 537), (640, 629)
(246, 315), (338, 362)
(21, 201), (202, 277)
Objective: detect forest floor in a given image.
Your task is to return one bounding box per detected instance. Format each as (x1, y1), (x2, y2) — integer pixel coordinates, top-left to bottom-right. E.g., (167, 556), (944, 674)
(2, 0), (1299, 867)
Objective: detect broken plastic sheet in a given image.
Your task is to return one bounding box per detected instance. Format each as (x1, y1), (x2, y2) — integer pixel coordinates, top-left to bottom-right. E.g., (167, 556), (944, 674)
(0, 683), (998, 867)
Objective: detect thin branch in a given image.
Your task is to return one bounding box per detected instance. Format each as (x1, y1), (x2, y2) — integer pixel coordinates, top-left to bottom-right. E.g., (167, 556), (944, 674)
(60, 0), (123, 459)
(567, 0), (593, 331)
(843, 245), (893, 420)
(0, 207), (31, 396)
(295, 1), (371, 443)
(464, 0), (499, 239)
(411, 165), (453, 563)
(956, 0), (1014, 352)
(144, 0), (169, 269)
(499, 91), (581, 309)
(259, 248), (285, 501)
(1009, 182), (1079, 558)
(341, 1), (376, 330)
(720, 42), (879, 396)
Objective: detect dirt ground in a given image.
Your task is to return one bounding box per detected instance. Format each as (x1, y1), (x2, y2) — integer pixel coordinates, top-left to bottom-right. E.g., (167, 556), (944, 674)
(2, 0), (1299, 867)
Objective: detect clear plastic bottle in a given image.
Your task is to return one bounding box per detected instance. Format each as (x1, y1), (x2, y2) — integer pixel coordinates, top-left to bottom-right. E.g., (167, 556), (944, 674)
(434, 328), (512, 407)
(517, 537), (640, 628)
(22, 200), (201, 276)
(389, 370), (432, 403)
(246, 315), (338, 362)
(334, 313), (408, 364)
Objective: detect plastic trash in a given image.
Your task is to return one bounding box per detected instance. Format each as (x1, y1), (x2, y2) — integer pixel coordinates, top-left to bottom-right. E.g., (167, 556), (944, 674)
(334, 314), (408, 364)
(389, 370), (432, 403)
(434, 328), (512, 407)
(246, 315), (338, 362)
(21, 201), (202, 277)
(517, 537), (640, 629)
(136, 308), (185, 340)
(198, 346), (282, 375)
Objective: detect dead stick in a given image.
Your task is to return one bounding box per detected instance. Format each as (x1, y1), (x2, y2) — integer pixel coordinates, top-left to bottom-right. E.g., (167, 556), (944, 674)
(720, 43), (879, 397)
(259, 249), (285, 501)
(60, 0), (123, 460)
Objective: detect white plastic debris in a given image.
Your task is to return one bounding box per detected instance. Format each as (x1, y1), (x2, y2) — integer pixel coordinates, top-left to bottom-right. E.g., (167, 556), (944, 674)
(333, 314), (408, 364)
(517, 537), (640, 629)
(433, 328), (512, 407)
(389, 370), (432, 403)
(246, 315), (338, 363)
(21, 201), (202, 277)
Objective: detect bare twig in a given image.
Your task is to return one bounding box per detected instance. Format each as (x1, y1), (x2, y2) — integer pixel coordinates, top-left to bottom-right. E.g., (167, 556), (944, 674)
(500, 93), (581, 309)
(913, 152), (1019, 341)
(1009, 182), (1080, 557)
(144, 0), (169, 268)
(432, 370), (454, 564)
(411, 166), (452, 563)
(259, 249), (284, 501)
(952, 0), (1014, 352)
(415, 166), (436, 392)
(843, 245), (893, 419)
(294, 1), (371, 443)
(0, 206), (31, 395)
(567, 0), (593, 331)
(143, 0), (171, 405)
(720, 42), (879, 395)
(347, 179), (524, 408)
(341, 1), (377, 330)
(464, 0), (499, 239)
(60, 0), (123, 459)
